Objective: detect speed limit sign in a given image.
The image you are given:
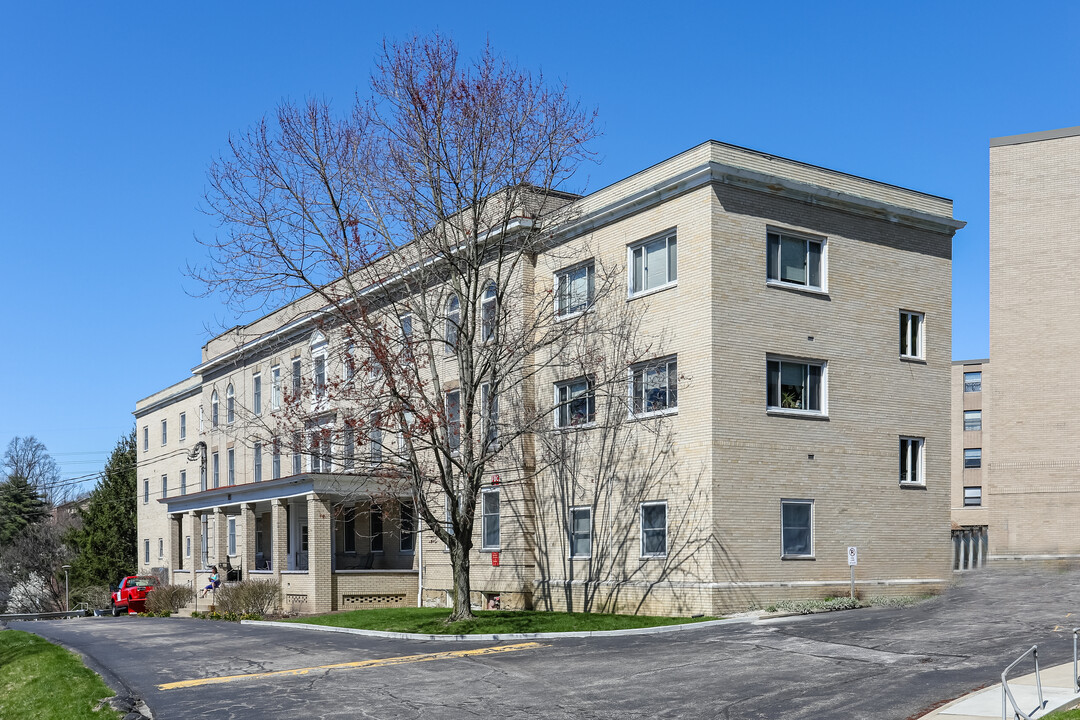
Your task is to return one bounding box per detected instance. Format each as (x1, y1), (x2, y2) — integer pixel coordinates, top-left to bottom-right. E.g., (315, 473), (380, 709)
(847, 547), (858, 566)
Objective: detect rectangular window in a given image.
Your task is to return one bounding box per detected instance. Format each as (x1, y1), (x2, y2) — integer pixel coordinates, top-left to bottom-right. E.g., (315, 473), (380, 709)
(900, 437), (925, 484)
(963, 371), (982, 393)
(161, 419), (167, 446)
(143, 426), (149, 452)
(767, 231), (824, 290)
(556, 261), (595, 317)
(570, 506), (591, 558)
(964, 486), (983, 507)
(630, 232), (677, 295)
(180, 470), (187, 496)
(482, 383), (499, 447)
(900, 311), (925, 359)
(400, 313), (413, 338)
(400, 501), (415, 553)
(343, 510), (356, 553)
(964, 448), (982, 469)
(313, 355), (326, 399)
(253, 374), (262, 415)
(161, 474), (167, 500)
(631, 356), (678, 416)
(370, 413), (383, 464)
(227, 448), (235, 485)
(212, 452), (220, 488)
(482, 489), (500, 550)
(144, 539), (150, 564)
(555, 377), (595, 428)
(446, 390), (461, 452)
(271, 366), (281, 409)
(964, 410), (982, 432)
(228, 517), (236, 556)
(767, 358), (824, 414)
(292, 432), (302, 475)
(143, 479), (149, 504)
(179, 412), (186, 441)
(292, 358), (302, 395)
(781, 499), (813, 558)
(271, 438), (281, 479)
(640, 501), (667, 557)
(185, 535), (191, 558)
(344, 426), (355, 470)
(201, 516), (209, 566)
(158, 538), (163, 559)
(253, 443), (262, 482)
(370, 506), (384, 552)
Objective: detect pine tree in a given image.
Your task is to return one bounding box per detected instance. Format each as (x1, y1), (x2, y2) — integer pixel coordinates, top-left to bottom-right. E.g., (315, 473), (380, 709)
(0, 475), (50, 546)
(66, 430), (137, 588)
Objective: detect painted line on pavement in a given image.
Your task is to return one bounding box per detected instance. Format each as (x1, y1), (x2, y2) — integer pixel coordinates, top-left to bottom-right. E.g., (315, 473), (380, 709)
(158, 641), (546, 690)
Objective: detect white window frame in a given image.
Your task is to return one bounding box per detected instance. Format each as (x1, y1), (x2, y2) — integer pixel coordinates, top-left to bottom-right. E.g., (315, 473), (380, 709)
(445, 295), (460, 353)
(179, 412), (186, 441)
(180, 470), (186, 496)
(630, 356), (678, 418)
(227, 447), (235, 485)
(900, 310), (925, 360)
(272, 438), (281, 480)
(292, 357), (302, 396)
(767, 229), (826, 292)
(343, 426), (355, 470)
(143, 479), (149, 504)
(370, 413), (383, 464)
(226, 384), (235, 425)
(569, 506), (592, 559)
(964, 486), (983, 507)
(963, 371), (982, 393)
(292, 432), (302, 476)
(271, 365), (282, 410)
(211, 391), (219, 427)
(144, 539), (150, 565)
(253, 442), (262, 482)
(964, 447), (982, 469)
(766, 357), (827, 416)
(481, 282), (497, 342)
(253, 373), (262, 416)
(158, 538), (164, 560)
(227, 517), (237, 556)
(780, 498), (814, 559)
(185, 535), (191, 558)
(900, 436), (925, 486)
(628, 230), (677, 298)
(555, 260), (595, 318)
(400, 501), (416, 554)
(161, 474), (167, 500)
(445, 390), (461, 454)
(481, 383), (499, 448)
(212, 452), (220, 488)
(481, 488), (500, 551)
(963, 410), (982, 432)
(143, 426), (149, 451)
(161, 419), (167, 446)
(554, 376), (596, 428)
(640, 500), (668, 558)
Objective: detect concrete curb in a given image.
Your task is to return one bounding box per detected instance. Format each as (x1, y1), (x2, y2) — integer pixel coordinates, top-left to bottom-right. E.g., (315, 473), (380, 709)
(241, 615), (755, 641)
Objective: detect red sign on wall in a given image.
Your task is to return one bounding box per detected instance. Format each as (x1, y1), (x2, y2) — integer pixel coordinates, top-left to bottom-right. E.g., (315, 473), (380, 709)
(491, 552), (500, 567)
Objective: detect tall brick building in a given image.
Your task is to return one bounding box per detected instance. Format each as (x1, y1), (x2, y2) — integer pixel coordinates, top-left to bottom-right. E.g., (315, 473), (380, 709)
(135, 140), (963, 616)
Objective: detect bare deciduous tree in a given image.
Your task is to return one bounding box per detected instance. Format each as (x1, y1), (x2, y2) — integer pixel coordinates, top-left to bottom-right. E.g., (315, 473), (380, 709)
(3, 436), (67, 506)
(194, 35), (600, 621)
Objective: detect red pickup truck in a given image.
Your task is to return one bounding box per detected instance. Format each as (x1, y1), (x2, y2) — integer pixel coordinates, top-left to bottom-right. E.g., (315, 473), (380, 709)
(110, 576), (156, 616)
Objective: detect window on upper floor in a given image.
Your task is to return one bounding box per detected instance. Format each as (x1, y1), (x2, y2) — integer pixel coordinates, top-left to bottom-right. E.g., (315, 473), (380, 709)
(212, 452), (220, 488)
(900, 311), (925, 360)
(253, 373), (262, 416)
(570, 506), (591, 559)
(271, 366), (282, 409)
(481, 383), (499, 449)
(292, 358), (302, 396)
(481, 283), (497, 342)
(767, 358), (825, 415)
(143, 426), (149, 451)
(313, 355), (326, 401)
(555, 377), (595, 428)
(964, 448), (982, 469)
(161, 474), (167, 499)
(963, 371), (982, 393)
(292, 432), (302, 475)
(964, 486), (983, 507)
(767, 230), (824, 291)
(226, 384), (235, 424)
(781, 499), (814, 558)
(179, 412), (186, 441)
(253, 443), (262, 482)
(556, 261), (595, 317)
(161, 419), (167, 446)
(180, 470), (187, 496)
(211, 391), (219, 427)
(481, 488), (500, 551)
(900, 437), (925, 485)
(964, 410), (982, 432)
(143, 479), (149, 504)
(445, 296), (460, 353)
(631, 356), (678, 417)
(144, 539), (150, 565)
(272, 438), (281, 480)
(445, 390), (461, 453)
(370, 413), (383, 464)
(640, 501), (667, 558)
(630, 232), (677, 297)
(343, 426), (355, 470)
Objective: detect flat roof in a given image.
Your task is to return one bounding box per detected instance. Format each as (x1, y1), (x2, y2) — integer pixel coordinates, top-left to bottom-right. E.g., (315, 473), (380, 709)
(952, 358), (989, 366)
(990, 126), (1080, 148)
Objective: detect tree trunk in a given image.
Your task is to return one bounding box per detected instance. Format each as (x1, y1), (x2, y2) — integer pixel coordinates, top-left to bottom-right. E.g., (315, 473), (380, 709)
(448, 541), (475, 622)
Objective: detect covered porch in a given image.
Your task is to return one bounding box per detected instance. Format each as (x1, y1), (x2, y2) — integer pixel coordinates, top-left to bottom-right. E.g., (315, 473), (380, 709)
(160, 474), (419, 613)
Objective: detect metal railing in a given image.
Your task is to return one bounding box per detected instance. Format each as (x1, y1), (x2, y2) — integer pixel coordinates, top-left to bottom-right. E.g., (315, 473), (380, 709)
(1001, 645), (1044, 720)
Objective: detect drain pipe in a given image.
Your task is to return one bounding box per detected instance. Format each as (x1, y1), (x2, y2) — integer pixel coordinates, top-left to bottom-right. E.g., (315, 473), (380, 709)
(417, 522), (424, 607)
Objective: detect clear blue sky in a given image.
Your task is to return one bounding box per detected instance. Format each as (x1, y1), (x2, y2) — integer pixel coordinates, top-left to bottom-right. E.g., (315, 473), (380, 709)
(2, 2), (1076, 492)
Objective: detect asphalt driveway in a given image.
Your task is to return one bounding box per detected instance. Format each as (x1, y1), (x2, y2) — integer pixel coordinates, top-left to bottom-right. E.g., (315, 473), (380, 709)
(9, 566), (1080, 720)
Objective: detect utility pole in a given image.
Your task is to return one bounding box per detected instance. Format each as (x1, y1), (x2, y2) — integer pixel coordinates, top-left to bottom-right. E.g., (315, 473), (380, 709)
(62, 565), (71, 611)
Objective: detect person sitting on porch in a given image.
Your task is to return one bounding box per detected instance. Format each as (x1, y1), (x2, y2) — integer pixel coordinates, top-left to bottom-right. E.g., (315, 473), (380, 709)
(199, 566), (221, 598)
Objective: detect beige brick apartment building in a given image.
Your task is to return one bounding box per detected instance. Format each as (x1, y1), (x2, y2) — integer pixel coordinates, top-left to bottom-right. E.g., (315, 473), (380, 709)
(952, 126), (1080, 565)
(135, 140), (964, 616)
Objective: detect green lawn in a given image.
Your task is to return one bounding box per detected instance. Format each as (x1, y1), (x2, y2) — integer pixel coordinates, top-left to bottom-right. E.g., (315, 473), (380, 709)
(1043, 708), (1080, 719)
(0, 630), (121, 719)
(278, 606), (717, 634)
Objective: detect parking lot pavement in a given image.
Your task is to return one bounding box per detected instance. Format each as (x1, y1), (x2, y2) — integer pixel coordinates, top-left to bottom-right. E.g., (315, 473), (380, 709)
(11, 566), (1080, 719)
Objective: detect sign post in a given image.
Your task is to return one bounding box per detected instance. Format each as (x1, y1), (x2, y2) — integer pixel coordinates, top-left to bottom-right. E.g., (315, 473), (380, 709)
(847, 547), (858, 599)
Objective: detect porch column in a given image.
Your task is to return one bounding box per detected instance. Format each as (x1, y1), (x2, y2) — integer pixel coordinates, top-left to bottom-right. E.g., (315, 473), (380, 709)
(271, 498), (287, 602)
(168, 514), (183, 578)
(189, 511), (203, 571)
(213, 507), (228, 567)
(239, 503), (256, 580)
(308, 493), (333, 614)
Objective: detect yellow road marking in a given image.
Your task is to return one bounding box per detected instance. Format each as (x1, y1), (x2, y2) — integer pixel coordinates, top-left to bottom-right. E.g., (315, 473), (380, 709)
(158, 642), (546, 690)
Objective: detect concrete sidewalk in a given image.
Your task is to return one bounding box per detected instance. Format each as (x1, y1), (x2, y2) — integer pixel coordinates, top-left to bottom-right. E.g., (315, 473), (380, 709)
(921, 661), (1080, 719)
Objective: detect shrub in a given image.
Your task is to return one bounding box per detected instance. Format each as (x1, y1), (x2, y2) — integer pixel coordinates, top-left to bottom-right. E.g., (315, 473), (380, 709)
(214, 579), (280, 616)
(145, 583), (195, 614)
(71, 585), (112, 610)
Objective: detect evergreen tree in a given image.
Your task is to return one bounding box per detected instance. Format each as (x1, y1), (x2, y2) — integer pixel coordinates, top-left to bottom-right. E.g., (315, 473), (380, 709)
(67, 430), (137, 588)
(0, 475), (50, 546)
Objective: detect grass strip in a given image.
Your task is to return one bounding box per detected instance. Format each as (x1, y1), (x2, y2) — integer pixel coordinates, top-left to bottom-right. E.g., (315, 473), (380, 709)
(0, 630), (121, 719)
(278, 606), (717, 634)
(1043, 708), (1080, 719)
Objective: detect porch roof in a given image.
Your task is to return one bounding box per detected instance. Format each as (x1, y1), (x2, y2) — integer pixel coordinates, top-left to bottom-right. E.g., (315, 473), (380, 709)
(159, 473), (386, 515)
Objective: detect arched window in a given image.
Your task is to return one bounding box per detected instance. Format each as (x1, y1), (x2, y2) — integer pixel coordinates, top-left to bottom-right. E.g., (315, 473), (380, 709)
(226, 384), (235, 424)
(211, 390), (219, 427)
(446, 295), (460, 353)
(481, 282), (497, 342)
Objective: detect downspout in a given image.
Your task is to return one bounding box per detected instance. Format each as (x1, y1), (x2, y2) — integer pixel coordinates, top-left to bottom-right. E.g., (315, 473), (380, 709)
(417, 521), (424, 607)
